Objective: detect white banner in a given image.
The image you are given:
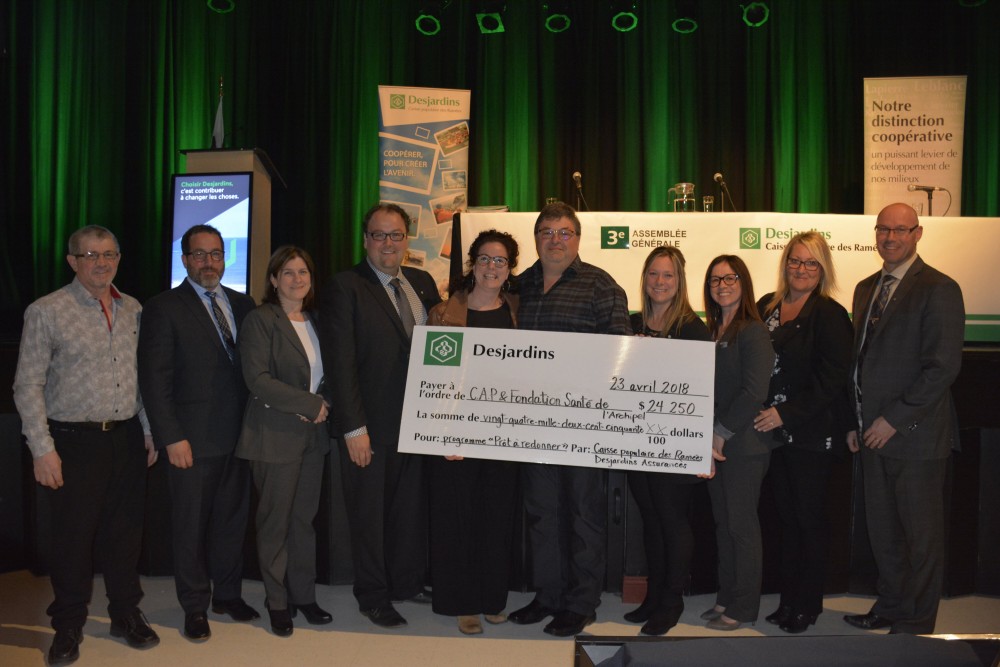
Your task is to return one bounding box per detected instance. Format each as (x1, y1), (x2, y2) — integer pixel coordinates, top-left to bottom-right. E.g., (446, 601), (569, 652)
(398, 327), (715, 475)
(459, 211), (999, 342)
(863, 76), (967, 216)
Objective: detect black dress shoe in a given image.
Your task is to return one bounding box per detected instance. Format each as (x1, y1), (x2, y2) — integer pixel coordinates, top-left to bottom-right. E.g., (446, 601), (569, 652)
(640, 611), (679, 636)
(393, 589), (433, 605)
(780, 612), (818, 634)
(110, 609), (160, 649)
(267, 606), (294, 637)
(360, 604), (407, 628)
(765, 604), (794, 626)
(623, 599), (656, 624)
(508, 599), (556, 625)
(290, 602), (333, 625)
(183, 612), (211, 640)
(211, 598), (260, 622)
(48, 628), (82, 666)
(843, 611), (893, 630)
(543, 610), (596, 637)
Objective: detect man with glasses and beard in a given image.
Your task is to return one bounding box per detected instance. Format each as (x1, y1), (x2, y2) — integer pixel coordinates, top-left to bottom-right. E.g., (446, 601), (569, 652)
(139, 224), (258, 641)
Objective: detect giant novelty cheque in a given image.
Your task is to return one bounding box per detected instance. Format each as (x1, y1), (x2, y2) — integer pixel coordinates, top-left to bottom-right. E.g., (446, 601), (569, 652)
(398, 326), (715, 476)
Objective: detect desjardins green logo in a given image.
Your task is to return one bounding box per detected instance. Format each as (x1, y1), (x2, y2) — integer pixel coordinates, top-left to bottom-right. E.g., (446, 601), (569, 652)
(739, 228), (761, 249)
(424, 331), (463, 366)
(389, 94), (405, 110)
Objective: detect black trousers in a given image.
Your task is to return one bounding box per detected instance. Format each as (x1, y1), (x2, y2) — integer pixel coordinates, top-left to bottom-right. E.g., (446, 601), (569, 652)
(44, 416), (146, 630)
(768, 445), (834, 616)
(427, 456), (517, 616)
(521, 463), (607, 616)
(339, 443), (427, 609)
(166, 452), (250, 613)
(627, 471), (696, 621)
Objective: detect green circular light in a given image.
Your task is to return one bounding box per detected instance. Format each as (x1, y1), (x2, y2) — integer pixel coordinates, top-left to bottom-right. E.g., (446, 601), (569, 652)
(611, 11), (638, 32)
(671, 17), (698, 34)
(545, 13), (571, 33)
(415, 13), (441, 36)
(741, 2), (770, 28)
(206, 0), (235, 14)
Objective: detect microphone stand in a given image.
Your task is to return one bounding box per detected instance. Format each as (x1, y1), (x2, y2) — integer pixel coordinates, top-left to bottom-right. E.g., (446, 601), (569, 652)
(719, 181), (736, 212)
(576, 184), (590, 212)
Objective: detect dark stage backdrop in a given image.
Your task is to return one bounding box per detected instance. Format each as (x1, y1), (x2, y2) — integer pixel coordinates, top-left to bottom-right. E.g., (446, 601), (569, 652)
(2, 0), (999, 339)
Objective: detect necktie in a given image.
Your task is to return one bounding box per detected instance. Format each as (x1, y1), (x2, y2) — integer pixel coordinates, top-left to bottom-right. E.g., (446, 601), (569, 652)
(858, 274), (895, 388)
(207, 291), (236, 361)
(390, 278), (415, 339)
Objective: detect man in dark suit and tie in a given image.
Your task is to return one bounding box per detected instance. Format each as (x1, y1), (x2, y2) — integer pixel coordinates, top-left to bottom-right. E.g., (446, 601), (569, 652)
(138, 224), (259, 640)
(320, 203), (441, 628)
(844, 202), (965, 635)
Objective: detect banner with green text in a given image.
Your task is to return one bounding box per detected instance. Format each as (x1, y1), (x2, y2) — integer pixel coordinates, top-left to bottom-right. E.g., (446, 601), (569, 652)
(863, 76), (967, 216)
(378, 85), (471, 296)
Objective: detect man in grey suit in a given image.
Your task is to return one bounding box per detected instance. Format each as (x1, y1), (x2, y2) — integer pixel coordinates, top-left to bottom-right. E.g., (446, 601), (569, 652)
(320, 203), (441, 628)
(138, 224), (259, 640)
(844, 202), (965, 635)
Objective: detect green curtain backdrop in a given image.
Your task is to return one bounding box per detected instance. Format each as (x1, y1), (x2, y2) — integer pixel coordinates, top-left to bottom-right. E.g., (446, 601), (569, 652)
(3, 0), (999, 338)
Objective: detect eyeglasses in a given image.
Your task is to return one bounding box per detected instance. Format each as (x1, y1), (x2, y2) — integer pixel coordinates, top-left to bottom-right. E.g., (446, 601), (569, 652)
(786, 258), (821, 271)
(874, 224), (919, 237)
(366, 230), (407, 242)
(186, 249), (225, 262)
(475, 255), (509, 267)
(73, 251), (120, 263)
(536, 228), (577, 241)
(708, 274), (740, 288)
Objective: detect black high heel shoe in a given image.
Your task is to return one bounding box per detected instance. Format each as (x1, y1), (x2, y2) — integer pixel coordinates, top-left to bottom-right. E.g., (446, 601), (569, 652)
(779, 612), (817, 634)
(765, 604), (794, 626)
(624, 599), (657, 624)
(290, 602), (333, 625)
(265, 601), (294, 637)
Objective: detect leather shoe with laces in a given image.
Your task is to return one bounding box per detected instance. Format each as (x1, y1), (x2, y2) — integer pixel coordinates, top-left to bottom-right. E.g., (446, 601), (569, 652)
(543, 610), (596, 637)
(211, 598), (260, 622)
(508, 599), (556, 625)
(48, 628), (82, 665)
(780, 612), (818, 634)
(844, 611), (893, 630)
(183, 612), (211, 640)
(109, 609), (159, 649)
(361, 604), (407, 628)
(290, 602), (332, 625)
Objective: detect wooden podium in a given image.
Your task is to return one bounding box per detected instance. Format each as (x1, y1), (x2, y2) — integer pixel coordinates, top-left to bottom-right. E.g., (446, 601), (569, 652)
(180, 148), (284, 302)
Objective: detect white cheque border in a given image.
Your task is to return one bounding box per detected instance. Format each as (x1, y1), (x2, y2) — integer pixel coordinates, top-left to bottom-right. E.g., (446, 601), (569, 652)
(399, 326), (715, 475)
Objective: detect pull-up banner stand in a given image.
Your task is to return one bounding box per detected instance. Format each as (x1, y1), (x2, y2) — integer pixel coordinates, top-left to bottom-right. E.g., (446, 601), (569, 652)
(378, 85), (471, 294)
(863, 76), (967, 216)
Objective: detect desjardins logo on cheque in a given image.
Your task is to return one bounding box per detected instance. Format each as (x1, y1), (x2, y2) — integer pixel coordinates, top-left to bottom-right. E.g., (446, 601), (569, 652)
(424, 331), (463, 366)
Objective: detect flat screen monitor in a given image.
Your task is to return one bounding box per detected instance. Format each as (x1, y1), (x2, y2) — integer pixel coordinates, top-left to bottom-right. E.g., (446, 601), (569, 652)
(168, 171), (253, 292)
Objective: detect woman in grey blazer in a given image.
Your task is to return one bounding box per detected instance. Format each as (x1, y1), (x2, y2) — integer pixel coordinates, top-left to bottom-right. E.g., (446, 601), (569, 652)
(236, 246), (332, 636)
(700, 255), (776, 631)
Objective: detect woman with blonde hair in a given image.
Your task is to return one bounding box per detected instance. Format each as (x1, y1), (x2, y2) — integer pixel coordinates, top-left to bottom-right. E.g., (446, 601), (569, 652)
(754, 232), (853, 633)
(623, 246), (711, 635)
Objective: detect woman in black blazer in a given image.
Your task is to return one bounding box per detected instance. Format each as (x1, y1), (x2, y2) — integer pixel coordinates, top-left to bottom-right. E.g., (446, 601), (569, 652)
(236, 246), (332, 636)
(701, 255), (775, 631)
(623, 246), (711, 636)
(753, 232), (853, 633)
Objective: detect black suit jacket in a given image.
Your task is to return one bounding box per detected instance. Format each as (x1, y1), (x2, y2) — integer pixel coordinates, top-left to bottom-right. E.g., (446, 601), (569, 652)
(757, 291), (854, 451)
(849, 256), (964, 460)
(713, 320), (776, 458)
(320, 262), (441, 451)
(138, 280), (256, 458)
